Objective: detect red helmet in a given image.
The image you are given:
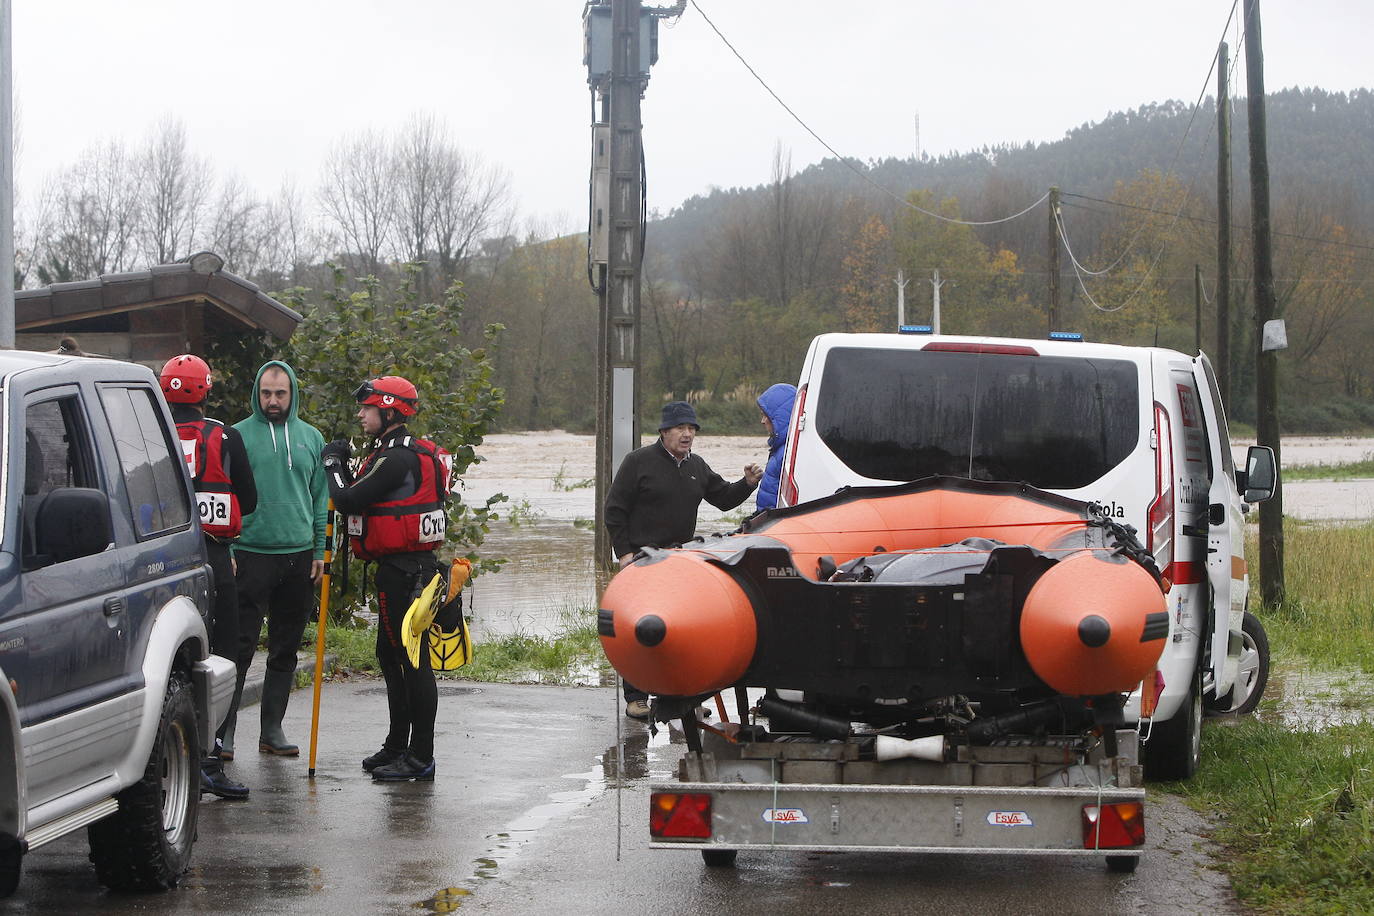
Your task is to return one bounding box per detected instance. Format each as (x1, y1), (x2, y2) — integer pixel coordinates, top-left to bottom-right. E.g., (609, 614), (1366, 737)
(354, 376), (419, 417)
(160, 354), (212, 404)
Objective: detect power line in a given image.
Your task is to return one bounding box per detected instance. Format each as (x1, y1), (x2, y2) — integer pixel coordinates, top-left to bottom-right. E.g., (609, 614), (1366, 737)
(1062, 193), (1374, 256)
(688, 0), (1048, 228)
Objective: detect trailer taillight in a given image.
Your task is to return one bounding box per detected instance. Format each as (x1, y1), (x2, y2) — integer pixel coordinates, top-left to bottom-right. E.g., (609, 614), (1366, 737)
(650, 792), (712, 839)
(1147, 403), (1174, 576)
(1082, 802), (1145, 849)
(779, 383), (807, 507)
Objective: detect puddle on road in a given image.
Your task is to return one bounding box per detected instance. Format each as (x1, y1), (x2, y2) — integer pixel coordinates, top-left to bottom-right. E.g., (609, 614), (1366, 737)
(412, 764), (606, 911)
(1256, 661), (1374, 730)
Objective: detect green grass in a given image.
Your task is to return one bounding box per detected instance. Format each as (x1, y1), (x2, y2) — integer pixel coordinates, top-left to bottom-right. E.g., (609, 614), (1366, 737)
(1255, 521), (1374, 672)
(1181, 521), (1374, 912)
(1281, 458), (1374, 481)
(321, 605), (608, 686)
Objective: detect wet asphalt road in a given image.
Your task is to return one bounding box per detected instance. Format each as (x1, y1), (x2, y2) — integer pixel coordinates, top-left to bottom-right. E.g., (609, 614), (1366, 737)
(10, 680), (1243, 915)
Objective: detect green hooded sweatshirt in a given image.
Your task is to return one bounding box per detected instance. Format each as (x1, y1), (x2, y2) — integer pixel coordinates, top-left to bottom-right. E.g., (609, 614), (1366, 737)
(233, 360), (328, 559)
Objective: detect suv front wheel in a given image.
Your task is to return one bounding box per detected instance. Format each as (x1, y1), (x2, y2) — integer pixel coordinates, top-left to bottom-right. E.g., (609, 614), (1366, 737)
(88, 673), (201, 890)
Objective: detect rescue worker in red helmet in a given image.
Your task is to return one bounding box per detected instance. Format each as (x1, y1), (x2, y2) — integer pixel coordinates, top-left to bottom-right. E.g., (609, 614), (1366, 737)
(159, 354), (258, 799)
(322, 375), (451, 781)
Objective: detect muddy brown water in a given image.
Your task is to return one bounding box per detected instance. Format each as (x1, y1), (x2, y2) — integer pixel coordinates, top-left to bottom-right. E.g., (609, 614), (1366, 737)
(459, 432), (1374, 638)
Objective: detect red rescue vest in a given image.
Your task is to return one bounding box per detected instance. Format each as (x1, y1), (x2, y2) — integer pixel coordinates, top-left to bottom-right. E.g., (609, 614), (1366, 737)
(347, 435), (451, 560)
(177, 417), (242, 539)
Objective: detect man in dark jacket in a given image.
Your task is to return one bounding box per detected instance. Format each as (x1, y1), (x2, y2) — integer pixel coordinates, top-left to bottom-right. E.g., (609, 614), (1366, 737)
(604, 400), (761, 719)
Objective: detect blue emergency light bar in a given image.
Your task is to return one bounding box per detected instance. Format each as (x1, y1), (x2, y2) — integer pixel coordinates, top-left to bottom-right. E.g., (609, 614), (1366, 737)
(898, 325), (934, 335)
(1049, 331), (1084, 341)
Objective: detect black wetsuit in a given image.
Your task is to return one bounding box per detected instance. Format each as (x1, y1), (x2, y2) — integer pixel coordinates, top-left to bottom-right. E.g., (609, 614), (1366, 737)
(326, 425), (442, 762)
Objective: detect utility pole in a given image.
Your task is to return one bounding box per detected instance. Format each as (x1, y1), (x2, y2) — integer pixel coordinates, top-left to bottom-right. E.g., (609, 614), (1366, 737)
(1194, 264), (1202, 353)
(928, 268), (949, 334)
(585, 0), (679, 576)
(1047, 186), (1060, 334)
(895, 268), (909, 328)
(1, 0), (14, 349)
(1244, 0), (1284, 607)
(1216, 40), (1232, 401)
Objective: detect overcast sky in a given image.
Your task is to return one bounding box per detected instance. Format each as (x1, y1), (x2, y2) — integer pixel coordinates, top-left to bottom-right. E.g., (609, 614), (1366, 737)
(12, 1), (1372, 234)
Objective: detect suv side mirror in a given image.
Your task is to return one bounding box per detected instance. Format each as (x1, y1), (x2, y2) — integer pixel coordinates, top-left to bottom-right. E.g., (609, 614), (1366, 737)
(1236, 445), (1277, 504)
(34, 487), (114, 566)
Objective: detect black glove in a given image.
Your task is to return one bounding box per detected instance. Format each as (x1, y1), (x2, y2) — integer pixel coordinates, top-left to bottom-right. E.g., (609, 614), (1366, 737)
(321, 439), (352, 470)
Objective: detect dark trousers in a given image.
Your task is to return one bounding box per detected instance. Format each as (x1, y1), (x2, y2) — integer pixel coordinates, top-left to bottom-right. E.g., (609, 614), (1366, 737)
(376, 554), (441, 762)
(204, 539), (240, 659)
(205, 538), (240, 747)
(234, 549), (316, 676)
(623, 681), (648, 703)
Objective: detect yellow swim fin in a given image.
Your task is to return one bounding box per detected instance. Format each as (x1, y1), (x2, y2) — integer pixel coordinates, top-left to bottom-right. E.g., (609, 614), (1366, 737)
(401, 573), (445, 669)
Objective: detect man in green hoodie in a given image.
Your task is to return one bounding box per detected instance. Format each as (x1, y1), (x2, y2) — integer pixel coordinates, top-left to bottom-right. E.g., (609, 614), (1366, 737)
(224, 360), (328, 757)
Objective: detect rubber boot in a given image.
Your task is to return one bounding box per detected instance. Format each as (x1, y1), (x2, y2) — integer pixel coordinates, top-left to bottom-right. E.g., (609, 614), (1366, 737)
(217, 668), (246, 760)
(258, 669), (300, 756)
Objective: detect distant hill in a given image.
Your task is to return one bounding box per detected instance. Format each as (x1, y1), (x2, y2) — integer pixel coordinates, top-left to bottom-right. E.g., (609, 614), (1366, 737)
(649, 87), (1374, 270)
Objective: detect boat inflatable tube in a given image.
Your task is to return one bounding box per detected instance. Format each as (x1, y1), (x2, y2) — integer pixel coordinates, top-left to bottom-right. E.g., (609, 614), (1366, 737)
(598, 476), (1168, 706)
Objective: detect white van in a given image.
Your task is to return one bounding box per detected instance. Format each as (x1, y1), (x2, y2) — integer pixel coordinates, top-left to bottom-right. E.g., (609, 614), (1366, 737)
(777, 332), (1277, 779)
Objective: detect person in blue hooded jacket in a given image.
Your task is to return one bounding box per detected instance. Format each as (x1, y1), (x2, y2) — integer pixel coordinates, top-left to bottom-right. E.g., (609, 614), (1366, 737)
(755, 383), (797, 512)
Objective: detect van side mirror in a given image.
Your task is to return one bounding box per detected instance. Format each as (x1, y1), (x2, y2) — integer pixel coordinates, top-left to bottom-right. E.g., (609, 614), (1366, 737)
(1237, 446), (1277, 504)
(34, 487), (114, 566)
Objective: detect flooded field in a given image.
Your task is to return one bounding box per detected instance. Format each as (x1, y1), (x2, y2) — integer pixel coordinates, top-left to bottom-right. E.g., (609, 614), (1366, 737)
(458, 432), (1374, 638)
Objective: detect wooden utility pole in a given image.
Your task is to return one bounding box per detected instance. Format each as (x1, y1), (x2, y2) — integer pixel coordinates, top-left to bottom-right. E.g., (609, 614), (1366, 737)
(1047, 186), (1060, 333)
(1194, 264), (1203, 353)
(1216, 40), (1232, 401)
(1244, 0), (1284, 606)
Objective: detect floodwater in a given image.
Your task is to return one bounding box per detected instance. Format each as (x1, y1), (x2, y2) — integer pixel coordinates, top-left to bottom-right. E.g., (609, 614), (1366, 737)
(459, 432), (768, 638)
(459, 432), (1374, 638)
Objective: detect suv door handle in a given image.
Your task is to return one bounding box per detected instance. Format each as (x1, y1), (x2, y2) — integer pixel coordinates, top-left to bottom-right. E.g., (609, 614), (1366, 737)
(103, 597), (125, 618)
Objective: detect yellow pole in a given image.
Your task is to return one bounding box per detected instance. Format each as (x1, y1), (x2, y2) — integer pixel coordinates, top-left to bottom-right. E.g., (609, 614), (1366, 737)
(307, 500), (335, 778)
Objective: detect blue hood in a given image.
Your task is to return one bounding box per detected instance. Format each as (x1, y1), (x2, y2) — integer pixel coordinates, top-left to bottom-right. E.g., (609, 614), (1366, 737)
(758, 383), (797, 451)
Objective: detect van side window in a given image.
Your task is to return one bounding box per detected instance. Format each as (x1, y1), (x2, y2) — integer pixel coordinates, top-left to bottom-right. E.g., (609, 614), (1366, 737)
(23, 397), (100, 562)
(99, 386), (193, 537)
(1198, 358), (1237, 479)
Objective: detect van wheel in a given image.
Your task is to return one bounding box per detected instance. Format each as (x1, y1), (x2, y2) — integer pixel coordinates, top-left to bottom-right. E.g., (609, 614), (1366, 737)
(1144, 667), (1201, 781)
(88, 674), (200, 891)
(702, 849), (738, 867)
(0, 837), (22, 898)
(1219, 612), (1270, 716)
(1106, 855), (1139, 873)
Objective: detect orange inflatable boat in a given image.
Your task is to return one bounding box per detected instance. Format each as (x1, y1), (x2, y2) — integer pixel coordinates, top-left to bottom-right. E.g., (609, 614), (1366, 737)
(598, 477), (1167, 727)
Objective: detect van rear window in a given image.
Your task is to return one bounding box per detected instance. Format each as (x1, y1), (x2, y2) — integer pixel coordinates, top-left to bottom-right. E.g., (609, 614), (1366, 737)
(816, 347), (1139, 489)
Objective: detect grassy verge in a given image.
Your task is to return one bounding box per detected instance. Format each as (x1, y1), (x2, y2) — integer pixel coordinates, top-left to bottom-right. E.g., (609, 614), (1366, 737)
(1282, 458), (1374, 481)
(1175, 521), (1374, 913)
(323, 606), (608, 686)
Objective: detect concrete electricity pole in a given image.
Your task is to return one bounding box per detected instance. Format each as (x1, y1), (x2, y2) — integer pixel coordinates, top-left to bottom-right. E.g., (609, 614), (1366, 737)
(1, 0), (14, 349)
(584, 0), (681, 575)
(1244, 0), (1284, 606)
(895, 268), (909, 328)
(927, 268), (949, 334)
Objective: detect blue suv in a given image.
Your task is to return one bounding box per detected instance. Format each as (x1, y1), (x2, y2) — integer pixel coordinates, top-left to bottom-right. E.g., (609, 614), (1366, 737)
(0, 350), (235, 896)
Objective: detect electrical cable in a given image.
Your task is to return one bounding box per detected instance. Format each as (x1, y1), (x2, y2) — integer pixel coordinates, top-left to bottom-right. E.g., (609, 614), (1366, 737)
(586, 89), (606, 295)
(1054, 0), (1242, 279)
(688, 0), (1048, 228)
(1062, 193), (1374, 256)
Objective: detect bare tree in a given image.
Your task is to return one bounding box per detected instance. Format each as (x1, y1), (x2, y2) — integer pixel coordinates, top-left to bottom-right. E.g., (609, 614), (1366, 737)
(259, 180), (318, 287)
(207, 175), (267, 277)
(431, 143), (510, 286)
(318, 130), (395, 276)
(39, 139), (142, 280)
(138, 116), (212, 265)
